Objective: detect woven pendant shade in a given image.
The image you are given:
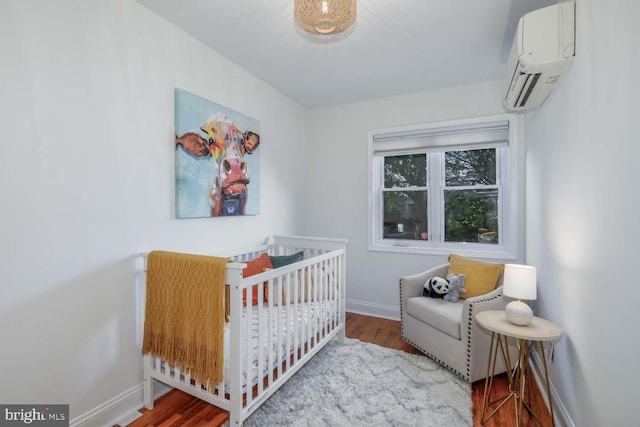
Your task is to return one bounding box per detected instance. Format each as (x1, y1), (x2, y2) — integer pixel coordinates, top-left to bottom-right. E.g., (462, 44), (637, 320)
(294, 0), (357, 35)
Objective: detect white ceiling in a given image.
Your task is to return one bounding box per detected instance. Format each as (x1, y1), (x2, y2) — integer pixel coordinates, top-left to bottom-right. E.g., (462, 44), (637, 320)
(136, 0), (556, 108)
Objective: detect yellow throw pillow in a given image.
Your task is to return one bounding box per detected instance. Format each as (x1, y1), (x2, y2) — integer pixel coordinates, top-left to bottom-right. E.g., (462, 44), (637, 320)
(447, 253), (504, 299)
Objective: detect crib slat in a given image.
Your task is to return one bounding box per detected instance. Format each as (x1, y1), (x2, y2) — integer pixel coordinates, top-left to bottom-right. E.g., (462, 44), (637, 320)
(285, 272), (292, 372)
(276, 275), (283, 381)
(299, 268), (305, 357)
(311, 265), (317, 348)
(335, 256), (340, 328)
(304, 267), (310, 354)
(266, 277), (274, 390)
(328, 259), (333, 331)
(245, 287), (253, 408)
(292, 271), (299, 364)
(312, 264), (319, 346)
(320, 265), (325, 342)
(256, 281), (264, 396)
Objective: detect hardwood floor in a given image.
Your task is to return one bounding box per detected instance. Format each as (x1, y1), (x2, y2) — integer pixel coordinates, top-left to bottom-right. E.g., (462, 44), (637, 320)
(127, 313), (552, 426)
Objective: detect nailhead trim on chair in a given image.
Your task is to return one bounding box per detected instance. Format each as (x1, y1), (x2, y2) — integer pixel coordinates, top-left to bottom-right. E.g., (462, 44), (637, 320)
(465, 290), (503, 381)
(399, 278), (404, 333)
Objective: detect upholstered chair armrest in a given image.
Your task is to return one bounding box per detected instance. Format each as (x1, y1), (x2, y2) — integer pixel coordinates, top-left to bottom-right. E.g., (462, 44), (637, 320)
(399, 264), (449, 316)
(460, 286), (506, 343)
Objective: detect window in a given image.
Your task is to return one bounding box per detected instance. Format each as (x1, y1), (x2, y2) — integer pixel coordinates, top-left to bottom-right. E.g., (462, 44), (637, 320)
(369, 115), (520, 259)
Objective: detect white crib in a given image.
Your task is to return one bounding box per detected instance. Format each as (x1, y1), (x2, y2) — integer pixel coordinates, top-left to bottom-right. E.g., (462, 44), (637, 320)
(140, 235), (347, 426)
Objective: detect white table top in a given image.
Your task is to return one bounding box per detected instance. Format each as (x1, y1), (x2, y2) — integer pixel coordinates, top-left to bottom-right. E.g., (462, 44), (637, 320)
(476, 310), (563, 341)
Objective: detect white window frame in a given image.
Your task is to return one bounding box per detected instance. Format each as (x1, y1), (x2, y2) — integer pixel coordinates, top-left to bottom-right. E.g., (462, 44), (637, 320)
(368, 114), (521, 260)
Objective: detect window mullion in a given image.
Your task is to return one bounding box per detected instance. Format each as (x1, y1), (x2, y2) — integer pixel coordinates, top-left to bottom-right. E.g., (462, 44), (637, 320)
(497, 147), (506, 246)
(374, 156), (384, 242)
(438, 152), (445, 244)
(427, 152), (442, 243)
(443, 184), (499, 191)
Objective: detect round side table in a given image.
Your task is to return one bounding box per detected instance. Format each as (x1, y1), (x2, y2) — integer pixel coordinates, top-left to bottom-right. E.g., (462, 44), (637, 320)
(476, 310), (562, 427)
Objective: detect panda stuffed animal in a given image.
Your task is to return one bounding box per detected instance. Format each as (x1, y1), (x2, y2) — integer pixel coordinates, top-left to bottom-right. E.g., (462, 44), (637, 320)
(423, 276), (450, 299)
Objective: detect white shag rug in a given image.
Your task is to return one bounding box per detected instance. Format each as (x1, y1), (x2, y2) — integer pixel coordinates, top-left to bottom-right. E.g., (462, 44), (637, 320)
(244, 338), (472, 426)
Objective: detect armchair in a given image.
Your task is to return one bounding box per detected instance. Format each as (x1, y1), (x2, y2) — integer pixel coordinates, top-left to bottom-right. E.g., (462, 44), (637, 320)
(399, 263), (518, 383)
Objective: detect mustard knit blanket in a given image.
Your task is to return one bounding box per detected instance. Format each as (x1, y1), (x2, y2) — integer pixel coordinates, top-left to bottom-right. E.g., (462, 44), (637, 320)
(142, 250), (228, 389)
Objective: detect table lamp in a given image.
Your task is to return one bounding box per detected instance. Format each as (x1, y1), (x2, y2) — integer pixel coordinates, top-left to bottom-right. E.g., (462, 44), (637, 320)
(502, 264), (537, 326)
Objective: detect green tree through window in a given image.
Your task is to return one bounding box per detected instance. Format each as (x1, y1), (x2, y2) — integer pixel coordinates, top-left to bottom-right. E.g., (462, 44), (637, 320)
(444, 149), (498, 243)
(381, 149), (499, 244)
(383, 154), (428, 241)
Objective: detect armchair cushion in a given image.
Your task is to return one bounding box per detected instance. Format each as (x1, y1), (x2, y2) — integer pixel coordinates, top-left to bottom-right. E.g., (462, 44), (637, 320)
(406, 297), (462, 339)
(447, 253), (504, 299)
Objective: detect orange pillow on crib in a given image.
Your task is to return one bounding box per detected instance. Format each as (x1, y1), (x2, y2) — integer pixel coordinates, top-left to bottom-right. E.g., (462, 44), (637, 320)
(242, 253), (272, 305)
(225, 253), (272, 321)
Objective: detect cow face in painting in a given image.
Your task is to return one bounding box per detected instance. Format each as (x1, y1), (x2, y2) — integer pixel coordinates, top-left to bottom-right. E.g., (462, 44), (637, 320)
(176, 112), (259, 217)
(209, 153), (250, 216)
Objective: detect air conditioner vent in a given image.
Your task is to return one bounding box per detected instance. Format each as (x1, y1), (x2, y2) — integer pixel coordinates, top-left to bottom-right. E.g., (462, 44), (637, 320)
(519, 73), (542, 107)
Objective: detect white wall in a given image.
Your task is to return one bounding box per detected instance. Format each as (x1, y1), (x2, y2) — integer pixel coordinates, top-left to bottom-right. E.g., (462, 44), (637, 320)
(0, 0), (309, 422)
(525, 0), (639, 426)
(303, 82), (522, 318)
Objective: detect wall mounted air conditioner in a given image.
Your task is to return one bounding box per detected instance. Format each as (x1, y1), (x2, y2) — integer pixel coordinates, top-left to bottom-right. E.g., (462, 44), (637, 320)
(503, 1), (575, 112)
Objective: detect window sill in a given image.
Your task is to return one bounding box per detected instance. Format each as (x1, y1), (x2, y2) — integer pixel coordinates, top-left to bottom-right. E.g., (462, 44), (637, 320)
(368, 241), (517, 260)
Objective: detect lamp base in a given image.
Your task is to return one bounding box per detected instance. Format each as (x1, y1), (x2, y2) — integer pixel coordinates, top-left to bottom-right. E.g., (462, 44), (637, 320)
(505, 300), (533, 326)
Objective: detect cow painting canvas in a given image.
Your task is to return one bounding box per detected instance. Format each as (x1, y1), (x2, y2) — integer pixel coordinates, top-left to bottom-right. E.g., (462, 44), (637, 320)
(175, 89), (260, 218)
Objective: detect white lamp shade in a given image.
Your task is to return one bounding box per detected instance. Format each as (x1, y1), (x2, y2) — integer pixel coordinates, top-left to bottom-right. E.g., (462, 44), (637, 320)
(502, 264), (537, 301)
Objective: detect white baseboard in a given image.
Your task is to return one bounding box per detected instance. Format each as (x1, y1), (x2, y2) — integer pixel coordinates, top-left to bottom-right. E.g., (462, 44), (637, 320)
(529, 348), (575, 427)
(346, 298), (399, 321)
(70, 384), (143, 427)
(70, 380), (171, 427)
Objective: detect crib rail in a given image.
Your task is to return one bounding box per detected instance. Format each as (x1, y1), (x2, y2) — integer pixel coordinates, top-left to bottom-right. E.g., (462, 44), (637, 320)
(140, 236), (347, 426)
